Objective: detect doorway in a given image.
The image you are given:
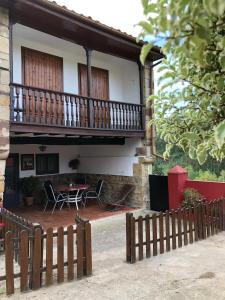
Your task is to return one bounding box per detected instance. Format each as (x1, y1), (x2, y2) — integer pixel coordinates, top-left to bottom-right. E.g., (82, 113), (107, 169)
(4, 153), (20, 208)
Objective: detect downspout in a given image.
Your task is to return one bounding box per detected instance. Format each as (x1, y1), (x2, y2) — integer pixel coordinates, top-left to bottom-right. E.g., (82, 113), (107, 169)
(148, 59), (164, 160)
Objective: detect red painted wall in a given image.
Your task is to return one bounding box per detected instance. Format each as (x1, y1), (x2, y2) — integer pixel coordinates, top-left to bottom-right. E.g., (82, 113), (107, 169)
(168, 165), (225, 209)
(185, 180), (225, 200)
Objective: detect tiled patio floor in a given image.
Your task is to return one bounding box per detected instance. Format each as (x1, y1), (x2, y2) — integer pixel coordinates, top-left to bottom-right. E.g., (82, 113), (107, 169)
(11, 200), (133, 230)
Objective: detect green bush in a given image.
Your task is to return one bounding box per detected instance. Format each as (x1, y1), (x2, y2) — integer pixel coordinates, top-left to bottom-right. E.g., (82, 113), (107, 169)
(19, 176), (40, 196)
(195, 170), (218, 182)
(153, 138), (225, 181)
(218, 171), (225, 182)
(181, 188), (204, 209)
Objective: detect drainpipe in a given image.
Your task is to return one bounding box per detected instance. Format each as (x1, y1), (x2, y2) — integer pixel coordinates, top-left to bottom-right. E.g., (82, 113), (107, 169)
(148, 59), (164, 159)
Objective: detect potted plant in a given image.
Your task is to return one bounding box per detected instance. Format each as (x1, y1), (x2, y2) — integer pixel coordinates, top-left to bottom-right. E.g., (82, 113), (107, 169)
(68, 158), (80, 170)
(19, 176), (40, 206)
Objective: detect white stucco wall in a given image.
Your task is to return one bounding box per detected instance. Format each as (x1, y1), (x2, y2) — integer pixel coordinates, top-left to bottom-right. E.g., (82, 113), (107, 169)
(10, 138), (141, 178)
(12, 24), (140, 104)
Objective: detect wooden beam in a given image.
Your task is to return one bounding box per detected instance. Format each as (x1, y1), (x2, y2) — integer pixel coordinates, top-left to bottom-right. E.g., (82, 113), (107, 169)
(10, 123), (145, 138)
(10, 136), (125, 145)
(84, 47), (92, 97)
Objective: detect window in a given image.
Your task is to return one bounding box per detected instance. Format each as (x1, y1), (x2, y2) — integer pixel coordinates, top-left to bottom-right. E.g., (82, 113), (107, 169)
(36, 154), (59, 175)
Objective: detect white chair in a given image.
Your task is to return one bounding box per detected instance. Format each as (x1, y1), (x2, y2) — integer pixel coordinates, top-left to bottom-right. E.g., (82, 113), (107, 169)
(43, 181), (69, 214)
(66, 189), (84, 210)
(83, 180), (104, 207)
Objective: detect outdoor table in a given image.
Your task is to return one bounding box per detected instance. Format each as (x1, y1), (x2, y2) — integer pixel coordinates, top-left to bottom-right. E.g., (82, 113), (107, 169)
(55, 184), (90, 210)
(56, 184), (90, 193)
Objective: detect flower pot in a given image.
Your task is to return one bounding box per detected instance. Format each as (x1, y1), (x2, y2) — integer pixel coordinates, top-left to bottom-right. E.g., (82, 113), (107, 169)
(24, 196), (34, 206)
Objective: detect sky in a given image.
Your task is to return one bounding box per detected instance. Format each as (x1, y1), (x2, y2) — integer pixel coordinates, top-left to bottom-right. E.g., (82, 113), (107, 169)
(55, 0), (144, 37)
(54, 0), (161, 91)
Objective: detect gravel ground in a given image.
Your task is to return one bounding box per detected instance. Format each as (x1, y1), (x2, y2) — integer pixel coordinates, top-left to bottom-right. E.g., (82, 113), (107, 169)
(1, 210), (225, 300)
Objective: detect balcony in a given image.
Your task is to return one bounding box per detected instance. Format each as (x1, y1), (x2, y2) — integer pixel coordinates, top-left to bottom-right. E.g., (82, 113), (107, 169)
(10, 83), (145, 138)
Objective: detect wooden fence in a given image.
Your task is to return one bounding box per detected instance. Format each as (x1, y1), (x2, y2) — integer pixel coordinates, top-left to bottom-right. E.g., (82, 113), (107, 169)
(0, 208), (42, 264)
(0, 211), (92, 295)
(126, 199), (225, 263)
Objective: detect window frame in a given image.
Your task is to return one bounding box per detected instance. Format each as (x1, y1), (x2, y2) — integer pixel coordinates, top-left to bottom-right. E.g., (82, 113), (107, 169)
(36, 153), (59, 175)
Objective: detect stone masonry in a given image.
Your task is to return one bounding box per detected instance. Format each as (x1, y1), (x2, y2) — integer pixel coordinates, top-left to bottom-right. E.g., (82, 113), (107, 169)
(0, 8), (10, 204)
(131, 63), (154, 208)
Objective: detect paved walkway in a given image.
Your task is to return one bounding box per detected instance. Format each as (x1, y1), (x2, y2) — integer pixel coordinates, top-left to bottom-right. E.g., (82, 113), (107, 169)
(1, 210), (225, 299)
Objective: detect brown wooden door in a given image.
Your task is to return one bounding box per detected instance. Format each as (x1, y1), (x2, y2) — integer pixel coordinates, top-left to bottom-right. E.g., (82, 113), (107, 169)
(78, 64), (109, 127)
(22, 47), (64, 124)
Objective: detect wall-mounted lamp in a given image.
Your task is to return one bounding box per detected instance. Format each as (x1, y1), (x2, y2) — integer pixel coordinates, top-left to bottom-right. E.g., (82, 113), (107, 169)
(39, 145), (47, 152)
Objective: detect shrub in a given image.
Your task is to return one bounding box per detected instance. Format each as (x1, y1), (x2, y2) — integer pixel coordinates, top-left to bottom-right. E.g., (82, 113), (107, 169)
(19, 176), (40, 196)
(195, 170), (218, 182)
(181, 188), (204, 209)
(218, 170), (225, 182)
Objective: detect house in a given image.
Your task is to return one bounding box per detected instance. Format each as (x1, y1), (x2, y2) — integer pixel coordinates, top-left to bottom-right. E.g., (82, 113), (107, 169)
(0, 0), (163, 209)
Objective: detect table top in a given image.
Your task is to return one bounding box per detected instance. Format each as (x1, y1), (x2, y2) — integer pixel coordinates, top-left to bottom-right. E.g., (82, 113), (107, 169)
(56, 184), (90, 192)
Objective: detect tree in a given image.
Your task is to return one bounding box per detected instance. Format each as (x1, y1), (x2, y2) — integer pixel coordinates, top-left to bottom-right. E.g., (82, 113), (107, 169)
(139, 0), (225, 164)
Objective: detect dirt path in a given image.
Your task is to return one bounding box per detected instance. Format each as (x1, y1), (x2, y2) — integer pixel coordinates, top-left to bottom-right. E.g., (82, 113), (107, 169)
(1, 211), (225, 299)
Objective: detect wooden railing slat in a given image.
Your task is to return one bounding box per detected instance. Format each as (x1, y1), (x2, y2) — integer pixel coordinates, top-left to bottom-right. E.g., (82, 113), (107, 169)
(171, 211), (176, 250)
(138, 216), (143, 260)
(20, 230), (29, 292)
(57, 227), (64, 283)
(5, 231), (14, 295)
(152, 214), (157, 256)
(159, 213), (164, 254)
(32, 228), (42, 290)
(165, 212), (170, 252)
(84, 222), (92, 276)
(67, 225), (74, 281)
(77, 223), (84, 278)
(145, 214), (151, 258)
(126, 213), (132, 262)
(183, 209), (188, 246)
(177, 210), (182, 248)
(46, 227), (53, 286)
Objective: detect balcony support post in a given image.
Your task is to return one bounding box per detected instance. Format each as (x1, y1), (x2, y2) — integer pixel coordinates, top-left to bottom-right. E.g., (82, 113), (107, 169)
(84, 47), (93, 127)
(138, 62), (145, 130)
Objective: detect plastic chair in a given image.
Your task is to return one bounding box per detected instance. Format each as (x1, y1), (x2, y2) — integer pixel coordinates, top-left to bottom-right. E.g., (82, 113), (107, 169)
(83, 180), (104, 206)
(43, 181), (69, 214)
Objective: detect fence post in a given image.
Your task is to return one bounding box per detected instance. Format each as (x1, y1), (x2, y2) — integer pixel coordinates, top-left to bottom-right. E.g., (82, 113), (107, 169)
(75, 215), (92, 277)
(30, 223), (43, 289)
(31, 228), (42, 290)
(126, 213), (132, 262)
(130, 213), (136, 263)
(5, 231), (14, 295)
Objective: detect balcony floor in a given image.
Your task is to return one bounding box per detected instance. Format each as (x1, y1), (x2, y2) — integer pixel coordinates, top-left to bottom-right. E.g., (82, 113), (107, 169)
(10, 200), (134, 230)
(10, 122), (145, 139)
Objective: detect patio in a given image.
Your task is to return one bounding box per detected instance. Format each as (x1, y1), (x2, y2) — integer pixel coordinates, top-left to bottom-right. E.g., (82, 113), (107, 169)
(10, 200), (133, 230)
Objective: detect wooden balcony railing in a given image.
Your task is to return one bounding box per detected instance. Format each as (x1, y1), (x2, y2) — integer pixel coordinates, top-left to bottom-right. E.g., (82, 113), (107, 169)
(10, 83), (144, 132)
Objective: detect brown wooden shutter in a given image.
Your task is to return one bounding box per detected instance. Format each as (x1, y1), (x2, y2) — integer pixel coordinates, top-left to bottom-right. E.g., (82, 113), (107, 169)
(78, 64), (109, 100)
(22, 47), (64, 124)
(78, 64), (109, 127)
(22, 47), (63, 91)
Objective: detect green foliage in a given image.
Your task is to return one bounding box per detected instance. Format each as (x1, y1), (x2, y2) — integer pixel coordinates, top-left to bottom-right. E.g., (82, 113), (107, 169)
(195, 170), (219, 181)
(153, 139), (225, 181)
(139, 0), (225, 164)
(181, 188), (204, 208)
(19, 176), (40, 196)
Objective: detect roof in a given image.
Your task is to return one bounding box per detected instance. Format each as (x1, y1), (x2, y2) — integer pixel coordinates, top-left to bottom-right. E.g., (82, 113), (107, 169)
(45, 0), (140, 42)
(0, 0), (163, 61)
(43, 0), (162, 54)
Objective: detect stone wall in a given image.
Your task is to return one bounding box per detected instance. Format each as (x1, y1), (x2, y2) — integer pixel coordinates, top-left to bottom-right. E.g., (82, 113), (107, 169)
(0, 8), (10, 204)
(34, 171), (143, 208)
